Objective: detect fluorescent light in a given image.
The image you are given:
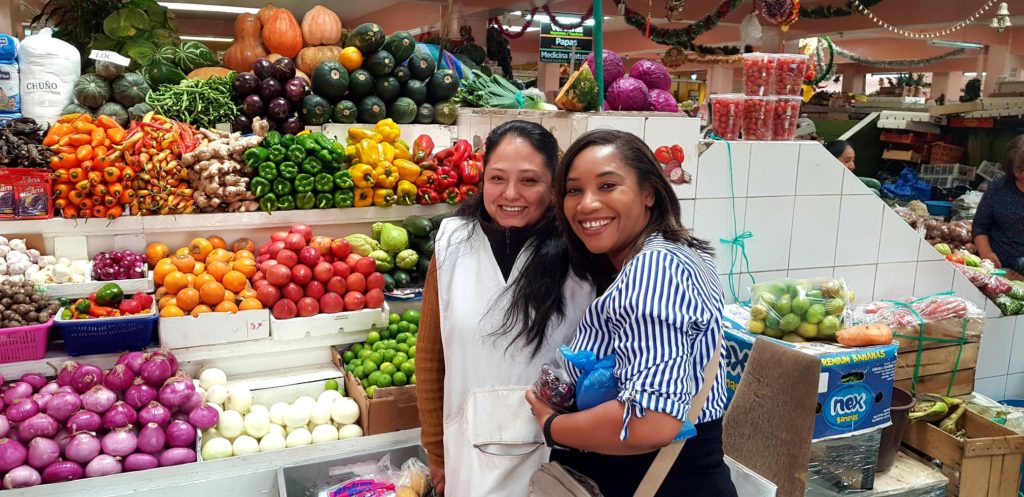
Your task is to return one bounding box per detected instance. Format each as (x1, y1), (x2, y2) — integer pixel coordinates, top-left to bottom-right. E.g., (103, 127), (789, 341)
(928, 39), (984, 49)
(180, 35), (234, 43)
(159, 2), (259, 14)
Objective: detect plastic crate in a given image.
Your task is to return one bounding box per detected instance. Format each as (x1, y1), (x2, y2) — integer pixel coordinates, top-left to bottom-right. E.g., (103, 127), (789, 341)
(979, 160), (1005, 180)
(920, 164), (976, 179)
(0, 319), (52, 364)
(929, 142), (965, 165)
(55, 305), (157, 356)
(920, 175), (971, 188)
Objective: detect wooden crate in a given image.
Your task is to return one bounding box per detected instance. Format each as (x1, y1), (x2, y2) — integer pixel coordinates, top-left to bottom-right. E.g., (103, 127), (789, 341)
(882, 149), (923, 162)
(895, 343), (979, 382)
(903, 410), (1024, 497)
(896, 368), (975, 397)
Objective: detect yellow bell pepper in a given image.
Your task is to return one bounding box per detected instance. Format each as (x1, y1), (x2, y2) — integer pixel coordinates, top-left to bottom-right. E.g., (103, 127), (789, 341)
(393, 140), (412, 161)
(373, 188), (397, 207)
(395, 180), (417, 205)
(373, 162), (399, 189)
(354, 187), (374, 207)
(348, 128), (382, 143)
(356, 138), (382, 165)
(380, 142), (396, 163)
(348, 163), (376, 189)
(393, 159), (421, 182)
(375, 119), (401, 143)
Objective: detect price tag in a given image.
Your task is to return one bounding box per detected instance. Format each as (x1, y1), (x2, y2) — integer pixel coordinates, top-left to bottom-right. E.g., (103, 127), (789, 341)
(89, 50), (131, 67)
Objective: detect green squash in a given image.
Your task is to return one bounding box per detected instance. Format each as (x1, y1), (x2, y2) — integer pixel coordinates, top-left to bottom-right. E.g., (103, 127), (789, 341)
(382, 32), (416, 63)
(62, 103), (91, 116)
(414, 103), (434, 124)
(374, 76), (400, 102)
(427, 69), (460, 103)
(332, 100), (358, 124)
(434, 99), (458, 125)
(311, 61), (349, 104)
(393, 65), (411, 84)
(112, 73), (150, 108)
(301, 94), (332, 125)
(407, 52), (435, 81)
(365, 51), (396, 78)
(97, 101), (129, 127)
(358, 96), (387, 124)
(347, 69), (375, 99)
(128, 102), (154, 121)
(74, 74), (112, 109)
(389, 97), (417, 124)
(402, 80), (427, 105)
(345, 23), (386, 54)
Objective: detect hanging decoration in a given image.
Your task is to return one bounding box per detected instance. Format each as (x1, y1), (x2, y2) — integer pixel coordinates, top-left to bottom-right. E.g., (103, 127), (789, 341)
(695, 44), (747, 55)
(801, 36), (835, 86)
(488, 5), (596, 39)
(851, 0), (998, 39)
(662, 46), (686, 67)
(833, 43), (966, 68)
(614, 0), (743, 49)
(799, 0), (883, 19)
(740, 12), (763, 46)
(761, 0), (800, 31)
(666, 0), (686, 22)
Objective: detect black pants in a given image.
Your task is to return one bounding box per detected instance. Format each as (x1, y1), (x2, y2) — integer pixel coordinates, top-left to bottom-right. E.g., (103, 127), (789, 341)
(550, 419), (737, 497)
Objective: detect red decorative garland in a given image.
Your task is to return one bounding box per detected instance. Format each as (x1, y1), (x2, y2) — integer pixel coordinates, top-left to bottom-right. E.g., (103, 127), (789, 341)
(489, 5), (597, 39)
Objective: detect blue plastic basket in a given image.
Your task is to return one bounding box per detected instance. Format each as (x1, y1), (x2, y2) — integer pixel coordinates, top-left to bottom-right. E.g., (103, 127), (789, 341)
(54, 307), (157, 356)
(925, 200), (953, 217)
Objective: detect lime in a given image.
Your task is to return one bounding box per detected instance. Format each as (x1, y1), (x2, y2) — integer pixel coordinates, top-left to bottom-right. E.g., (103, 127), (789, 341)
(358, 349), (372, 360)
(389, 313), (401, 325)
(780, 313), (801, 332)
(393, 352), (408, 364)
(382, 349), (397, 362)
(354, 366), (365, 379)
(750, 304), (769, 320)
(387, 324), (400, 335)
(380, 328), (392, 340)
(393, 372), (408, 386)
(395, 332), (410, 344)
(406, 336), (417, 347)
(363, 360), (378, 374)
(377, 374), (393, 388)
(410, 374), (416, 385)
(351, 358), (363, 368)
(368, 371), (383, 386)
(325, 379), (340, 391)
(361, 378), (371, 390)
(342, 351), (356, 363)
(366, 385), (377, 398)
(764, 328), (785, 339)
(397, 343), (410, 353)
(819, 316), (841, 336)
(408, 345), (416, 358)
(372, 341), (386, 351)
(344, 363), (356, 373)
(386, 339), (398, 348)
(397, 321), (411, 334)
(805, 304), (826, 324)
(408, 324), (418, 334)
(797, 322), (818, 339)
(402, 310), (420, 325)
(367, 331), (381, 345)
(369, 352), (383, 365)
(351, 343), (364, 354)
(747, 319), (765, 334)
(773, 295), (793, 316)
(765, 314), (781, 329)
(401, 360), (415, 376)
(792, 297), (811, 317)
(380, 362), (397, 376)
(825, 298), (845, 316)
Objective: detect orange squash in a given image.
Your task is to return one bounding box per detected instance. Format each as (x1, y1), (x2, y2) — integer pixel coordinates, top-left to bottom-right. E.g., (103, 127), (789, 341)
(257, 4), (279, 26)
(223, 14), (267, 72)
(300, 5), (342, 46)
(262, 9), (303, 58)
(187, 67), (233, 79)
(295, 45), (343, 75)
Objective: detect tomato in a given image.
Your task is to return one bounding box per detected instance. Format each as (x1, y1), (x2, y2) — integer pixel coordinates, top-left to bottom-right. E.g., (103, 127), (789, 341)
(367, 272), (386, 291)
(297, 297), (319, 317)
(671, 144), (685, 163)
(267, 241), (286, 258)
(266, 264), (292, 287)
(344, 291), (366, 311)
(354, 257), (377, 277)
(654, 146), (672, 165)
(309, 236), (332, 255)
(327, 276), (347, 295)
(346, 273), (367, 293)
(344, 254), (362, 268)
(313, 262), (334, 283)
(330, 239), (351, 259)
(365, 288), (385, 309)
(332, 261), (352, 279)
(304, 280), (326, 300)
(270, 231), (289, 242)
(291, 264), (313, 285)
(276, 249), (298, 267)
(284, 233), (306, 251)
(256, 284), (281, 307)
(289, 224), (313, 242)
(272, 298), (297, 319)
(319, 292), (345, 314)
(119, 299), (143, 315)
(132, 293), (154, 309)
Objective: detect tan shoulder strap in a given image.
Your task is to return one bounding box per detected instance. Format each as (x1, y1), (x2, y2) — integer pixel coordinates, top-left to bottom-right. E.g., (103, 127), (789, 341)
(633, 333), (723, 497)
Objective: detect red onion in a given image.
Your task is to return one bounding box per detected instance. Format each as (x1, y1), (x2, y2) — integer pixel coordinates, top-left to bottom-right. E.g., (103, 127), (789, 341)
(125, 378), (157, 409)
(42, 460), (83, 483)
(0, 415), (8, 438)
(137, 422), (166, 454)
(103, 365), (136, 394)
(6, 398), (40, 423)
(102, 401), (137, 430)
(148, 349), (179, 373)
(101, 428), (137, 457)
(19, 374), (47, 392)
(17, 413), (59, 440)
(3, 464), (41, 489)
(85, 454), (122, 477)
(26, 437), (60, 470)
(56, 361), (80, 387)
(3, 382), (33, 405)
(81, 385), (117, 413)
(45, 391), (81, 422)
(71, 364), (103, 394)
(165, 420), (196, 448)
(123, 453), (159, 472)
(0, 438), (27, 471)
(39, 383), (59, 395)
(187, 404), (220, 430)
(159, 376), (196, 408)
(117, 351), (147, 375)
(138, 401), (172, 428)
(31, 392), (52, 410)
(66, 410), (102, 433)
(158, 447), (195, 467)
(140, 356), (173, 387)
(64, 432), (100, 464)
(54, 430), (72, 451)
(181, 390), (204, 413)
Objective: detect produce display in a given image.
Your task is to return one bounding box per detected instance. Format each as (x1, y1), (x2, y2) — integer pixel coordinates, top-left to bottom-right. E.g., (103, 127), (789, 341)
(455, 70), (548, 110)
(952, 262), (1024, 316)
(65, 61), (151, 127)
(0, 280), (60, 329)
(0, 350), (208, 488)
(230, 56), (307, 133)
(0, 118), (53, 169)
(416, 137), (480, 205)
(894, 207), (976, 254)
(119, 113), (200, 215)
(746, 278), (854, 342)
(149, 235), (264, 317)
(44, 114), (129, 219)
(555, 65), (599, 112)
(578, 49), (678, 112)
(145, 74), (237, 131)
(183, 127), (263, 213)
(245, 129), (350, 211)
(339, 310), (421, 398)
(708, 94), (743, 140)
(361, 212), (445, 292)
(60, 285), (154, 319)
(771, 96), (802, 141)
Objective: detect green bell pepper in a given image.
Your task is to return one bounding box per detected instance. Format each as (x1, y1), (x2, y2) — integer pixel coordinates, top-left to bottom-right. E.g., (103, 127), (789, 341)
(281, 134), (296, 148)
(313, 132), (333, 150)
(244, 147), (270, 168)
(278, 162), (299, 181)
(296, 191), (316, 210)
(273, 178), (293, 196)
(277, 194), (296, 210)
(61, 308), (72, 320)
(334, 190), (354, 208)
(264, 131), (282, 148)
(301, 156), (323, 176)
(297, 134), (318, 152)
(330, 142), (346, 163)
(250, 176), (272, 198)
(257, 162), (278, 181)
(287, 144), (307, 163)
(315, 192), (334, 209)
(268, 145), (287, 163)
(333, 171), (354, 189)
(314, 173), (334, 192)
(75, 299), (91, 314)
(294, 173), (314, 193)
(259, 193), (278, 212)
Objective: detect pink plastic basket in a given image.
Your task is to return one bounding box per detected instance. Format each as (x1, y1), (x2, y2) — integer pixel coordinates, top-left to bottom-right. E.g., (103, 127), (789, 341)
(0, 319), (51, 364)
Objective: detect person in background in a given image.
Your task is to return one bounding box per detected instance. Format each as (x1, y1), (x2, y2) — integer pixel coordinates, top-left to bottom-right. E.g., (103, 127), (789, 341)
(525, 130), (736, 496)
(973, 134), (1024, 279)
(416, 120), (595, 496)
(826, 139), (856, 171)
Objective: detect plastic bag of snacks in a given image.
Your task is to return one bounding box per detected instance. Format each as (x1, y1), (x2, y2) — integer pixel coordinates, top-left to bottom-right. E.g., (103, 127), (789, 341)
(709, 94), (743, 140)
(393, 458), (431, 496)
(742, 96), (774, 141)
(773, 54), (809, 96)
(850, 294), (984, 344)
(747, 277), (854, 342)
(742, 53), (776, 96)
(533, 362), (576, 412)
(771, 96), (802, 141)
(320, 455), (433, 497)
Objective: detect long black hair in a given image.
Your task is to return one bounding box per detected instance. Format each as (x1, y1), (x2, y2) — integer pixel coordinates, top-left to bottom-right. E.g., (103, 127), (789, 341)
(555, 129), (711, 289)
(455, 120), (578, 358)
(825, 140), (851, 159)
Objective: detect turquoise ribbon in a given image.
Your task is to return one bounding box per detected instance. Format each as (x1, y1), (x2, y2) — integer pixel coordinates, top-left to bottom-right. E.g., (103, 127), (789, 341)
(515, 92), (525, 109)
(708, 132), (756, 303)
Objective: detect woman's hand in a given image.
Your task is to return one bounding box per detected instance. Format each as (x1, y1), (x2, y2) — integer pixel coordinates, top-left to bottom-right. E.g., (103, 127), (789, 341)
(525, 389), (557, 432)
(429, 463), (445, 495)
(981, 251), (1002, 268)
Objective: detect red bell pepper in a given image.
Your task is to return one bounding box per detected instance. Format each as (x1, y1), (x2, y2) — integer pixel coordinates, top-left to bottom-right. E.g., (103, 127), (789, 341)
(436, 165), (458, 190)
(451, 139), (471, 166)
(434, 147), (454, 166)
(946, 253), (965, 264)
(413, 135), (434, 164)
(415, 169), (439, 189)
(88, 304), (115, 318)
(459, 184), (479, 199)
(459, 160), (481, 185)
(654, 146), (673, 165)
(417, 187), (440, 205)
(443, 187), (463, 205)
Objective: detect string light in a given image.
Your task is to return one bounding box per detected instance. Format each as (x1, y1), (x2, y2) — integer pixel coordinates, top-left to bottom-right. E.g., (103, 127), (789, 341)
(852, 0), (996, 39)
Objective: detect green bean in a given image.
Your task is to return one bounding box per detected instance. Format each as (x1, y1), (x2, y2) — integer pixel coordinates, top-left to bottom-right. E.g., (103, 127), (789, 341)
(144, 73), (238, 129)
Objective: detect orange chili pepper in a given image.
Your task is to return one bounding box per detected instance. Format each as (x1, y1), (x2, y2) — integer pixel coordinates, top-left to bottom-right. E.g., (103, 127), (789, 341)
(93, 146), (107, 158)
(69, 134), (91, 147)
(119, 188), (135, 204)
(106, 205), (123, 219)
(51, 123), (73, 137)
(43, 133), (59, 147)
(79, 160), (95, 171)
(68, 190), (87, 205)
(87, 171), (103, 186)
(93, 184), (109, 197)
(61, 206), (79, 219)
(108, 183), (123, 199)
(54, 198), (68, 210)
(106, 127), (125, 144)
(57, 145), (76, 156)
(54, 183), (72, 198)
(76, 144), (93, 162)
(72, 121), (97, 134)
(91, 195), (103, 206)
(74, 179), (90, 192)
(67, 168), (85, 182)
(95, 115), (118, 130)
(92, 205), (108, 218)
(49, 156), (62, 170)
(59, 154), (79, 169)
(58, 135), (71, 147)
(102, 166), (120, 182)
(78, 198), (94, 211)
(102, 195), (116, 207)
(90, 128), (106, 147)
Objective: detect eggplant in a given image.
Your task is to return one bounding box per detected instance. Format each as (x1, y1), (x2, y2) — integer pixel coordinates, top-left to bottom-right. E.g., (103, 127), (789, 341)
(232, 72), (261, 96)
(280, 116), (303, 135)
(241, 94), (264, 118)
(231, 115), (253, 134)
(260, 78), (283, 101)
(253, 58), (274, 80)
(267, 97), (292, 120)
(271, 57), (297, 82)
(283, 78), (309, 103)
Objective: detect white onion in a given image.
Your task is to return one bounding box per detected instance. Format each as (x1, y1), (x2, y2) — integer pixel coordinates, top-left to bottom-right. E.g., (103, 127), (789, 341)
(249, 404), (269, 416)
(217, 410), (244, 439)
(339, 424), (363, 439)
(293, 396), (317, 411)
(231, 435), (259, 456)
(198, 369), (228, 390)
(267, 424), (286, 438)
(317, 390), (343, 406)
(284, 403), (311, 428)
(310, 404), (332, 425)
(285, 428), (312, 448)
(243, 410), (271, 439)
(311, 424), (339, 444)
(331, 398), (360, 425)
(205, 385), (228, 405)
(200, 437), (232, 460)
(286, 425), (302, 435)
(258, 433), (286, 452)
(268, 402), (289, 426)
(225, 386), (252, 414)
(201, 429), (220, 442)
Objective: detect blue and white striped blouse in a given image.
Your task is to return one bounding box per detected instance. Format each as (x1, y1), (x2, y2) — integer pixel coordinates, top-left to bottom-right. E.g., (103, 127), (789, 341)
(561, 233), (730, 440)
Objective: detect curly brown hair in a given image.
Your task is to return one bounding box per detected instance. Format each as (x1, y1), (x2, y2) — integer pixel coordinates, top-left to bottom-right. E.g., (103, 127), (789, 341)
(1002, 134), (1024, 177)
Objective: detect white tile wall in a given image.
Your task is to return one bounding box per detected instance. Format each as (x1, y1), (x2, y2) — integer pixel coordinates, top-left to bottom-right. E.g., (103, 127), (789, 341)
(1010, 316), (1024, 375)
(788, 196), (841, 269)
(679, 200), (696, 230)
(841, 166), (875, 195)
(796, 144), (844, 196)
(746, 143), (800, 197)
(788, 267), (835, 280)
(1004, 373), (1024, 400)
(692, 198), (748, 276)
(952, 271), (989, 311)
(581, 115), (646, 138)
(833, 265), (877, 305)
(914, 261), (956, 297)
(646, 117), (700, 201)
(977, 316), (1015, 379)
(695, 142), (750, 199)
(873, 262), (918, 300)
(744, 197), (795, 272)
(879, 208), (924, 263)
(975, 376), (1008, 400)
(835, 196), (884, 266)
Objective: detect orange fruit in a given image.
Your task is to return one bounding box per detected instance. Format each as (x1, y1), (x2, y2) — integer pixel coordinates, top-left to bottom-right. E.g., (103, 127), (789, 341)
(146, 242), (170, 268)
(215, 301), (239, 313)
(340, 47), (363, 72)
(153, 261), (176, 286)
(232, 238), (256, 253)
(223, 290), (237, 303)
(160, 305), (185, 317)
(185, 273), (196, 287)
(171, 254), (196, 273)
(175, 247), (190, 257)
(163, 271), (189, 294)
(206, 260), (231, 282)
(176, 287), (200, 311)
(193, 261), (206, 275)
(158, 295), (177, 309)
(190, 304), (213, 317)
(199, 281), (226, 306)
(188, 237), (213, 261)
(239, 298), (263, 310)
(233, 249), (255, 261)
(222, 270), (248, 293)
(232, 258), (257, 278)
(208, 236), (227, 250)
(238, 287), (258, 300)
(193, 273), (217, 290)
(155, 287), (168, 299)
(206, 248), (233, 264)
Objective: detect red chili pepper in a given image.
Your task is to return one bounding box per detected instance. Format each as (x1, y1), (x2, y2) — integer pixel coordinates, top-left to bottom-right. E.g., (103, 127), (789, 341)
(459, 184), (479, 199)
(458, 160), (481, 185)
(435, 165), (458, 190)
(442, 187), (463, 205)
(413, 135), (434, 164)
(671, 144), (685, 163)
(452, 139), (471, 166)
(417, 187), (440, 205)
(654, 146), (673, 165)
(88, 304), (115, 318)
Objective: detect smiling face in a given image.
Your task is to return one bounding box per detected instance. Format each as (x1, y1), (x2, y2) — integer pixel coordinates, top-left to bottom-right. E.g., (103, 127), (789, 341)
(563, 145), (653, 269)
(482, 135), (554, 228)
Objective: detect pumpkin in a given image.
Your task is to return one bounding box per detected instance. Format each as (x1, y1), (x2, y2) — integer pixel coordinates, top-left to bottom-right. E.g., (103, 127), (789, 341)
(295, 69), (311, 85)
(223, 14), (267, 72)
(296, 46), (343, 75)
(262, 9), (303, 58)
(187, 67), (234, 80)
(257, 4), (279, 26)
(301, 5), (342, 46)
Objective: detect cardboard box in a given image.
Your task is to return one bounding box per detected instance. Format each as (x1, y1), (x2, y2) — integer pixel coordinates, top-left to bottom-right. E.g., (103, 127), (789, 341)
(723, 325), (756, 406)
(882, 149), (922, 162)
(332, 346), (418, 435)
(158, 309), (270, 348)
(270, 305), (389, 341)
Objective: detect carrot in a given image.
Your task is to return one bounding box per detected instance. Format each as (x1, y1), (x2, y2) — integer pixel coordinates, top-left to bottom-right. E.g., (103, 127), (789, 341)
(836, 323), (894, 347)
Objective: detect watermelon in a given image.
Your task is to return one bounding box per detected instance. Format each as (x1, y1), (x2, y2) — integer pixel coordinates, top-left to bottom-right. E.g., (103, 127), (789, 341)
(389, 97), (417, 124)
(382, 32), (416, 63)
(427, 69), (460, 102)
(312, 61), (349, 103)
(112, 73), (149, 108)
(74, 74), (111, 109)
(555, 65), (599, 112)
(606, 76), (649, 111)
(415, 103), (434, 124)
(332, 100), (358, 123)
(346, 24), (386, 54)
(584, 49), (624, 88)
(629, 60), (672, 92)
(175, 41), (216, 73)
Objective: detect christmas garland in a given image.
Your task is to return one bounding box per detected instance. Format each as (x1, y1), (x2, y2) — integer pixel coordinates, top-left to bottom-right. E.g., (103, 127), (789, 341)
(489, 5), (595, 39)
(833, 43), (966, 68)
(799, 0), (883, 19)
(695, 44), (749, 55)
(806, 36), (834, 86)
(614, 0), (743, 49)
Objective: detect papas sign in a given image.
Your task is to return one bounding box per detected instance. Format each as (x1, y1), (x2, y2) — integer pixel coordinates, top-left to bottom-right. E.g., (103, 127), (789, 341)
(539, 20), (593, 64)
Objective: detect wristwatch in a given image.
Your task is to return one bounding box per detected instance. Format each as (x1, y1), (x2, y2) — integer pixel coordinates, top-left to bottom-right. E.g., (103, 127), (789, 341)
(543, 413), (560, 447)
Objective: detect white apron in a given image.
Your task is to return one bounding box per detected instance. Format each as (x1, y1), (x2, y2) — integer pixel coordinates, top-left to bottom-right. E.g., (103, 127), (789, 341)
(434, 218), (593, 497)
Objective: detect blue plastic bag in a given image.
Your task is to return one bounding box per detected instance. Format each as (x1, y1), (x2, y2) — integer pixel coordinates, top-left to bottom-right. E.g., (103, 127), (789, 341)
(882, 167), (932, 201)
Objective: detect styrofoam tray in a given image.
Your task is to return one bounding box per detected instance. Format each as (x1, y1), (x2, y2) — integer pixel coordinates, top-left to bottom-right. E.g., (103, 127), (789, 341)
(270, 304), (388, 341)
(159, 309), (270, 349)
(43, 274), (154, 299)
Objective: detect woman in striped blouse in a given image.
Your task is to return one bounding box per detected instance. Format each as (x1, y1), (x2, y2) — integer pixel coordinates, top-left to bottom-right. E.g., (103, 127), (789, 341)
(525, 129), (736, 496)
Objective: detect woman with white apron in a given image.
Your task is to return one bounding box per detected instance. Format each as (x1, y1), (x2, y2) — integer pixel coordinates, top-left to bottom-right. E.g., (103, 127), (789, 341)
(417, 120), (595, 496)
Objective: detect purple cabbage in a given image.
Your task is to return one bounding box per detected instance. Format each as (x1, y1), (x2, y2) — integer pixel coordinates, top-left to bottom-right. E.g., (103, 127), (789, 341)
(606, 76), (649, 111)
(584, 49), (624, 88)
(647, 89), (679, 113)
